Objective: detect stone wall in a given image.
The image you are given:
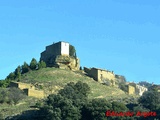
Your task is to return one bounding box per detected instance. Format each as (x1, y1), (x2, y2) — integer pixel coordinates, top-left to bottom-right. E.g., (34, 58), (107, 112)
(128, 85), (135, 95)
(10, 81), (44, 98)
(84, 67), (116, 85)
(61, 42), (69, 56)
(97, 68), (115, 83)
(84, 67), (98, 81)
(40, 42), (69, 65)
(135, 84), (148, 96)
(23, 88), (44, 98)
(10, 81), (35, 90)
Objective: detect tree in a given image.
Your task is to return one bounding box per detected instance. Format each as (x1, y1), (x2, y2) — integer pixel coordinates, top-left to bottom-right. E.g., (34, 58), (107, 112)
(69, 45), (76, 57)
(138, 81), (152, 88)
(30, 58), (38, 70)
(119, 83), (128, 92)
(80, 66), (83, 70)
(58, 81), (90, 107)
(81, 98), (112, 120)
(8, 87), (26, 104)
(21, 62), (30, 74)
(0, 79), (11, 88)
(112, 101), (128, 112)
(6, 72), (15, 80)
(14, 66), (21, 80)
(138, 90), (160, 111)
(38, 61), (46, 69)
(41, 94), (81, 120)
(0, 87), (26, 105)
(40, 81), (90, 120)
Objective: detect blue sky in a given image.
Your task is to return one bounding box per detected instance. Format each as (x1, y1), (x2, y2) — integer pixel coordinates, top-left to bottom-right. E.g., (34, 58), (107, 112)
(0, 0), (160, 84)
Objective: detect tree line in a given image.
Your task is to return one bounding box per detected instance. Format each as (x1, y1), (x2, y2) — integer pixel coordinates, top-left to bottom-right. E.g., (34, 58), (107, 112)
(0, 58), (46, 88)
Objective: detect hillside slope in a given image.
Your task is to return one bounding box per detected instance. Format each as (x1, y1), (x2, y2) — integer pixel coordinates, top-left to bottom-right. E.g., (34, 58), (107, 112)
(1, 67), (139, 119)
(18, 67), (132, 100)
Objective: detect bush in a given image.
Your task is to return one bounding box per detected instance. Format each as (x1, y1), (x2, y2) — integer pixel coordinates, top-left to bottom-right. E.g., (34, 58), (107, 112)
(8, 87), (26, 104)
(38, 61), (46, 69)
(138, 90), (160, 111)
(0, 113), (4, 120)
(119, 83), (128, 92)
(69, 45), (76, 58)
(0, 88), (9, 103)
(40, 81), (90, 120)
(102, 78), (111, 86)
(0, 87), (26, 105)
(82, 98), (112, 120)
(0, 79), (11, 88)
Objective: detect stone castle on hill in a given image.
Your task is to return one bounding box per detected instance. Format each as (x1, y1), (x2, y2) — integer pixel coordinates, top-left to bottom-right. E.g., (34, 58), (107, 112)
(40, 41), (80, 70)
(40, 41), (148, 96)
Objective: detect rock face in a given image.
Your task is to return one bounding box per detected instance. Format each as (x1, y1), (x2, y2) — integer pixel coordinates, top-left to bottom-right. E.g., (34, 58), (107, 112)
(40, 41), (80, 70)
(53, 55), (80, 70)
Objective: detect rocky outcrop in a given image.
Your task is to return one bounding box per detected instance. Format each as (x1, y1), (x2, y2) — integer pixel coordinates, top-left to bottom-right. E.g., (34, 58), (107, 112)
(54, 55), (80, 70)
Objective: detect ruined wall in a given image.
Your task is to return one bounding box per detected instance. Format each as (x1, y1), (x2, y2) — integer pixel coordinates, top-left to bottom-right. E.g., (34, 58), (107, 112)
(23, 88), (44, 98)
(135, 84), (148, 96)
(128, 85), (135, 95)
(97, 69), (115, 83)
(10, 82), (35, 90)
(84, 67), (115, 84)
(88, 68), (99, 81)
(10, 81), (44, 98)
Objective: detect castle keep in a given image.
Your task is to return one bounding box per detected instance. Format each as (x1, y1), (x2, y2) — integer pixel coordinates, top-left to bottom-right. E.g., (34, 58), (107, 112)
(40, 41), (80, 70)
(41, 42), (69, 62)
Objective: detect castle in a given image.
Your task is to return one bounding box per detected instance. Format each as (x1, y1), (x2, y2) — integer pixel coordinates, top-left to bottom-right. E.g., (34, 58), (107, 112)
(7, 41), (149, 99)
(40, 41), (80, 70)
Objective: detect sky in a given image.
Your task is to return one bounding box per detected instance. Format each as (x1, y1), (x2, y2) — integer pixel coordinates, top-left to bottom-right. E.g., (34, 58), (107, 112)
(0, 0), (160, 84)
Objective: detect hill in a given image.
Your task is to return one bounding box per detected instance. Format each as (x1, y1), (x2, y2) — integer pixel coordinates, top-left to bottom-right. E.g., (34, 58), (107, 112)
(17, 67), (136, 100)
(1, 68), (139, 119)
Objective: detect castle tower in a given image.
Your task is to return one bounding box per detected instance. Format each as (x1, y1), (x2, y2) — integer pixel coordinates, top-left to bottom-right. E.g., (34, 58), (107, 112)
(60, 41), (69, 56)
(40, 41), (80, 70)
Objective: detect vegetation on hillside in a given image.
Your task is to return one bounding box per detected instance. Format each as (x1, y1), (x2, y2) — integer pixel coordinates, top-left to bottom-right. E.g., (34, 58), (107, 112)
(5, 81), (159, 120)
(0, 87), (26, 105)
(69, 45), (76, 58)
(0, 58), (46, 88)
(0, 56), (159, 119)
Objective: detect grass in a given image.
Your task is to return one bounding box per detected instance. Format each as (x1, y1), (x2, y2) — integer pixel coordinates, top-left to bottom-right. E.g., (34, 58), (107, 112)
(18, 67), (135, 100)
(0, 97), (39, 119)
(1, 67), (139, 119)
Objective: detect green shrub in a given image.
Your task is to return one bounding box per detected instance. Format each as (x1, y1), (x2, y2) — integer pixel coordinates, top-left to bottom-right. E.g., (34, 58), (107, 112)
(0, 87), (26, 105)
